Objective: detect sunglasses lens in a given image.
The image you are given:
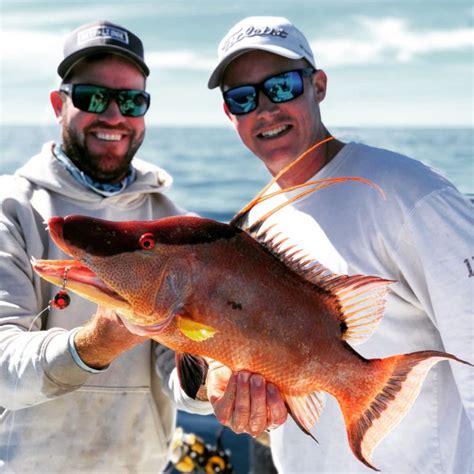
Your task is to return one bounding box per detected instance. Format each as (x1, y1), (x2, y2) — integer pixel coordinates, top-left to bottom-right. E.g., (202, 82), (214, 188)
(224, 86), (258, 115)
(117, 90), (150, 117)
(68, 85), (150, 117)
(72, 85), (109, 113)
(264, 71), (304, 103)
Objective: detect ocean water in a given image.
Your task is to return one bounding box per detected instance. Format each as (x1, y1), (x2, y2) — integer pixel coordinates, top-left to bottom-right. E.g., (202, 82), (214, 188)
(1, 126), (473, 222)
(0, 125), (472, 472)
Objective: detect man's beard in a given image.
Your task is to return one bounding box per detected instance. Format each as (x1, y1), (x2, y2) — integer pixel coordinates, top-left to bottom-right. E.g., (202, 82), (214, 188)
(61, 124), (144, 183)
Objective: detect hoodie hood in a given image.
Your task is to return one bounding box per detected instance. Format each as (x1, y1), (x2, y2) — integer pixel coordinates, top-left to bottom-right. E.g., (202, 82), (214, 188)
(15, 142), (173, 208)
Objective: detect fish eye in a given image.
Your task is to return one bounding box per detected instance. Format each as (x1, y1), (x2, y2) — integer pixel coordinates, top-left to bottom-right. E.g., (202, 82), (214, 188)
(139, 232), (156, 249)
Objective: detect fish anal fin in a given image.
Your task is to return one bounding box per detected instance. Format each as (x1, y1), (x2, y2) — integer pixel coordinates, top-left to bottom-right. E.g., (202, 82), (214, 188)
(177, 315), (218, 342)
(284, 390), (326, 442)
(340, 351), (472, 471)
(176, 352), (209, 399)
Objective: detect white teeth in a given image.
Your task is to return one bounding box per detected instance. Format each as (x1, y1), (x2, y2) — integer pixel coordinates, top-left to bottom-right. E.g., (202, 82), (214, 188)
(261, 125), (289, 138)
(95, 132), (122, 141)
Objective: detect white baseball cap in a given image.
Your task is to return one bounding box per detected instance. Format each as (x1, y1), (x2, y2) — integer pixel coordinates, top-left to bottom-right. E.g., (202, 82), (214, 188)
(208, 16), (316, 89)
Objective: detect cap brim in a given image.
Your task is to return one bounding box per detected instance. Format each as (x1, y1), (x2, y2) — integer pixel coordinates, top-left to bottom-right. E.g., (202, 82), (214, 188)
(207, 44), (305, 89)
(58, 45), (150, 78)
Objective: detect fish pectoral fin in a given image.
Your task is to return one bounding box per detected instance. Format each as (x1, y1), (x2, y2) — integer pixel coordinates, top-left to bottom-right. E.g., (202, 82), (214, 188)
(177, 315), (218, 342)
(176, 352), (209, 399)
(284, 390), (326, 441)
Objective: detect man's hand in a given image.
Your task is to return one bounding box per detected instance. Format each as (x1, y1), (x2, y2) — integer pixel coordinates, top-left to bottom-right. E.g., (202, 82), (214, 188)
(74, 306), (148, 369)
(206, 362), (287, 437)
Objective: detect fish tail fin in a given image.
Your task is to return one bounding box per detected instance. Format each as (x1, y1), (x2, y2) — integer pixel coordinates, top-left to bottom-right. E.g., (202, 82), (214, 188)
(339, 350), (471, 471)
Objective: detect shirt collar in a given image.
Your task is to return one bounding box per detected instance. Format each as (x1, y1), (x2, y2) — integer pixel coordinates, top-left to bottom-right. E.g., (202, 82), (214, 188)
(53, 144), (136, 197)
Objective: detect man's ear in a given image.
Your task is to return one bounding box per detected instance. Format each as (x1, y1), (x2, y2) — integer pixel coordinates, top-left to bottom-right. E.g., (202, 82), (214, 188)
(313, 70), (327, 103)
(223, 101), (238, 125)
(50, 90), (65, 123)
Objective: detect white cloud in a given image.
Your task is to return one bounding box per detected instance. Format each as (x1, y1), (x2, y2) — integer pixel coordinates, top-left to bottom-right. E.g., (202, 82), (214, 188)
(0, 29), (215, 81)
(0, 29), (63, 81)
(312, 17), (474, 67)
(146, 51), (215, 71)
(1, 16), (472, 83)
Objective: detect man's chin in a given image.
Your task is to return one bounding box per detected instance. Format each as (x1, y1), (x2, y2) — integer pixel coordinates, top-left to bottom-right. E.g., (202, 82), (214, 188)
(62, 128), (143, 182)
(87, 138), (129, 159)
(88, 159), (132, 183)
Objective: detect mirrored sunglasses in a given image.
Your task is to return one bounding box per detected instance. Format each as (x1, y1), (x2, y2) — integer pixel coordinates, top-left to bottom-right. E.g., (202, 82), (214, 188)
(223, 68), (315, 116)
(60, 83), (151, 117)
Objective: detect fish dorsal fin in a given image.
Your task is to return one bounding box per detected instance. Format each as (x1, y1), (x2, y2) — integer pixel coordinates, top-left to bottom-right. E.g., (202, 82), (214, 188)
(230, 136), (335, 229)
(230, 135), (385, 231)
(284, 390), (326, 438)
(233, 176), (385, 233)
(253, 225), (394, 345)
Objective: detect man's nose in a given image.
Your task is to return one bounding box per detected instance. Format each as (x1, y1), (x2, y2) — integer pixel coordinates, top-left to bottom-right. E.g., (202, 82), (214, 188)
(100, 98), (124, 123)
(256, 91), (280, 118)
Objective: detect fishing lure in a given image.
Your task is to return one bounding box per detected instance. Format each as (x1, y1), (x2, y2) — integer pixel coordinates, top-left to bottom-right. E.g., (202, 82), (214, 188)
(50, 268), (71, 310)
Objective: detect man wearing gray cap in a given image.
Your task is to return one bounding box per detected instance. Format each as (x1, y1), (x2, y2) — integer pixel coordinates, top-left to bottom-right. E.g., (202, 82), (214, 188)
(0, 20), (216, 472)
(208, 16), (473, 473)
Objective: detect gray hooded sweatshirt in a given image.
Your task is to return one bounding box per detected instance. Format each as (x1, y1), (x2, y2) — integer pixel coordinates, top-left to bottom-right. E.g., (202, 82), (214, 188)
(0, 142), (212, 473)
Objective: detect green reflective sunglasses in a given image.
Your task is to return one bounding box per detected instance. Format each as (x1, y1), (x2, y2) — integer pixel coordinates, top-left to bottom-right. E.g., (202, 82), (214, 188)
(60, 83), (150, 117)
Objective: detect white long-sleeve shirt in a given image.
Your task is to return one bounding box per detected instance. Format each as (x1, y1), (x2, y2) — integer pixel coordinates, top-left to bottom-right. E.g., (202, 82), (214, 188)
(253, 142), (473, 474)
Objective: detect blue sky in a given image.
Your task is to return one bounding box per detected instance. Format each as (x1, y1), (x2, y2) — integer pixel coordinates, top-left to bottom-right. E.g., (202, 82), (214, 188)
(1, 0), (473, 127)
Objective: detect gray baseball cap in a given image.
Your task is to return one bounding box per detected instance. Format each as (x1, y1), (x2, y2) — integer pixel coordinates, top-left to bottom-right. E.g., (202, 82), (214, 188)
(208, 16), (316, 89)
(58, 20), (149, 78)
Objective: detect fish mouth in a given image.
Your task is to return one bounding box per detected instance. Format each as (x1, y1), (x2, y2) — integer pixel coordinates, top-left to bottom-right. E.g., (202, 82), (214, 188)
(37, 216), (173, 332)
(33, 258), (173, 335)
(35, 217), (130, 311)
(32, 258), (129, 311)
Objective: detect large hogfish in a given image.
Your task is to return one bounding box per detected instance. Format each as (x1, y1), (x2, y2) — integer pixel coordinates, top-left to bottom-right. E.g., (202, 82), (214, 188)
(32, 138), (471, 470)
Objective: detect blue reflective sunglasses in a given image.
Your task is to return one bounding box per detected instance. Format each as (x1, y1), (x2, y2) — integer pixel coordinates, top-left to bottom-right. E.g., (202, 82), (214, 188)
(223, 68), (315, 116)
(60, 83), (150, 117)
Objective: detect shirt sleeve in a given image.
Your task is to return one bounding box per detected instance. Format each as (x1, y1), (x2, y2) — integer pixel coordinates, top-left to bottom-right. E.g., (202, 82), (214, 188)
(154, 344), (214, 415)
(394, 187), (474, 424)
(0, 190), (91, 409)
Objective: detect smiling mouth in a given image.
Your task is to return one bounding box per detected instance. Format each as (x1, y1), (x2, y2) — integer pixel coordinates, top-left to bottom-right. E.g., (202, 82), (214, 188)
(258, 124), (290, 139)
(93, 132), (124, 142)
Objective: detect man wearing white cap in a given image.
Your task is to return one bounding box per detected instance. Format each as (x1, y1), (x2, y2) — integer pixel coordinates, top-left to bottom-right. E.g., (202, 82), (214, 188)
(208, 16), (473, 474)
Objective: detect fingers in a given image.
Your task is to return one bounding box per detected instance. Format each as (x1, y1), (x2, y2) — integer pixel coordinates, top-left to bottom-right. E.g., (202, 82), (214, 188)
(248, 374), (268, 436)
(210, 370), (287, 437)
(93, 306), (148, 344)
(211, 371), (238, 426)
(245, 375), (287, 436)
(266, 382), (288, 428)
(231, 371), (252, 433)
(206, 362), (288, 437)
(207, 363), (232, 402)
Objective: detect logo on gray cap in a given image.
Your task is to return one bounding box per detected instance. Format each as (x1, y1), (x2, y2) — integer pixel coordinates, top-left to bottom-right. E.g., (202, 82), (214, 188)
(78, 26), (129, 46)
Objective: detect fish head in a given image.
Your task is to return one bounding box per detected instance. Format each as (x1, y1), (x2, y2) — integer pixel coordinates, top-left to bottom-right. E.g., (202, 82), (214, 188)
(33, 215), (196, 328)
